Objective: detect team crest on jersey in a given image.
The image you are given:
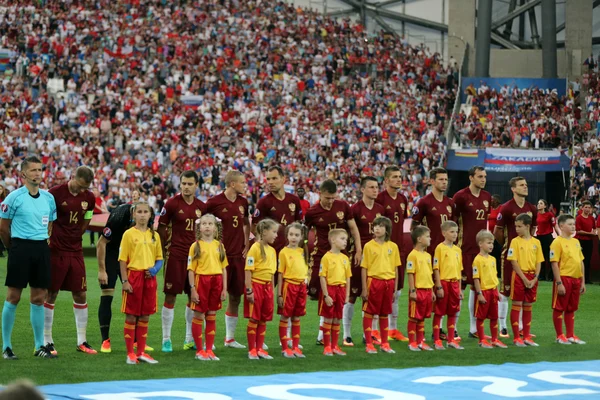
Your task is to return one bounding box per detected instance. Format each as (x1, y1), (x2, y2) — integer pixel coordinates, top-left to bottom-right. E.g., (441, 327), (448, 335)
(160, 207), (167, 216)
(505, 284), (511, 292)
(289, 203), (296, 212)
(336, 211), (344, 220)
(387, 248), (392, 255)
(0, 203), (7, 213)
(81, 201), (88, 210)
(526, 211), (533, 217)
(483, 200), (489, 209)
(166, 283), (172, 290)
(376, 213), (381, 218)
(103, 227), (112, 238)
(352, 288), (359, 294)
(407, 261), (414, 271)
(196, 210), (202, 218)
(401, 203), (406, 211)
(446, 205), (452, 214)
(412, 206), (419, 215)
(239, 206), (245, 215)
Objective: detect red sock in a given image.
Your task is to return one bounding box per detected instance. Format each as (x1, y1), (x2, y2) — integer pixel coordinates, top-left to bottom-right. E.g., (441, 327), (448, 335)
(552, 310), (564, 336)
(564, 311), (575, 338)
(407, 319), (417, 343)
(136, 321), (149, 356)
(490, 319), (498, 342)
(447, 315), (457, 341)
(363, 313), (373, 346)
(124, 322), (135, 354)
(522, 305), (532, 338)
(416, 321), (425, 344)
(192, 317), (204, 351)
(279, 320), (289, 348)
(247, 321), (258, 351)
(379, 316), (389, 345)
(476, 318), (485, 342)
(205, 314), (216, 351)
(256, 322), (267, 351)
(291, 320), (301, 349)
(332, 323), (340, 348)
(510, 304), (521, 339)
(432, 314), (442, 341)
(323, 322), (332, 348)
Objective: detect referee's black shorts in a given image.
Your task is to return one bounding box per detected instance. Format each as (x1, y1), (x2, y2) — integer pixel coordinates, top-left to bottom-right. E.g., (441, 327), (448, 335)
(100, 251), (122, 290)
(6, 238), (51, 289)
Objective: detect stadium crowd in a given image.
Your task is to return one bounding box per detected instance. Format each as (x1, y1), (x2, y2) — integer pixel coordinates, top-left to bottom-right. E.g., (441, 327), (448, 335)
(0, 0), (457, 209)
(452, 82), (575, 149)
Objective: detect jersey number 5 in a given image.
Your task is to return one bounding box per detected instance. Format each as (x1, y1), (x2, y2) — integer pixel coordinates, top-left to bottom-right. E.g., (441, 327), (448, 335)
(394, 212), (399, 223)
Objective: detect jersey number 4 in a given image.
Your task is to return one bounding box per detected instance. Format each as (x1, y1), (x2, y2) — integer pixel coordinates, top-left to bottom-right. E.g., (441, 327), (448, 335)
(69, 211), (79, 224)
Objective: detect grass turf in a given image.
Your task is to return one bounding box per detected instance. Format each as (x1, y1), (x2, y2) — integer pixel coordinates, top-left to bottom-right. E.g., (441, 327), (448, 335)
(0, 246), (598, 385)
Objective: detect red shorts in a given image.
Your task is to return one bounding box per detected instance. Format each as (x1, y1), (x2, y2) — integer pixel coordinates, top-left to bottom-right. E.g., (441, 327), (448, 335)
(227, 256), (245, 297)
(462, 252), (477, 286)
(50, 251), (86, 293)
(510, 272), (538, 303)
(244, 280), (274, 321)
(278, 281), (307, 317)
(163, 256), (190, 295)
(501, 255), (513, 296)
(434, 280), (461, 316)
(121, 270), (157, 317)
(363, 278), (395, 316)
(474, 288), (499, 320)
(350, 265), (363, 298)
(408, 288), (433, 321)
(308, 254), (323, 298)
(552, 276), (582, 312)
(318, 285), (346, 320)
(190, 274), (223, 313)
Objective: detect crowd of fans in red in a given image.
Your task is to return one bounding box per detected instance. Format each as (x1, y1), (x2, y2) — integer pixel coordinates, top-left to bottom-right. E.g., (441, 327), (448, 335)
(0, 0), (458, 212)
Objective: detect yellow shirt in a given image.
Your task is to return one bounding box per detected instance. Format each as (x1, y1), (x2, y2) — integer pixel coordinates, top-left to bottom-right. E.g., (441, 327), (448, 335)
(407, 249), (433, 289)
(319, 251), (352, 286)
(245, 242), (277, 282)
(433, 243), (463, 281)
(507, 236), (544, 273)
(278, 247), (308, 283)
(550, 236), (584, 279)
(360, 239), (400, 280)
(187, 240), (229, 275)
(472, 254), (498, 290)
(118, 227), (163, 271)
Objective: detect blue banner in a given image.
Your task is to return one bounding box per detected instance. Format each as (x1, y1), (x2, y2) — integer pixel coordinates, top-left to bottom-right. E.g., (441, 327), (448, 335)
(37, 360), (600, 399)
(447, 149), (570, 172)
(461, 77), (567, 103)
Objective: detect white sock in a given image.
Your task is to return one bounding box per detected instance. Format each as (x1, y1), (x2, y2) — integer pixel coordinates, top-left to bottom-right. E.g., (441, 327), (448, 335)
(287, 321), (292, 341)
(162, 306), (174, 341)
(498, 294), (509, 330)
(317, 316), (325, 341)
(468, 289), (477, 333)
(185, 305), (193, 342)
(519, 308), (523, 331)
(342, 303), (354, 339)
(73, 302), (88, 346)
(372, 314), (379, 331)
(455, 296), (462, 331)
(44, 303), (54, 344)
(225, 313), (238, 341)
(390, 290), (400, 330)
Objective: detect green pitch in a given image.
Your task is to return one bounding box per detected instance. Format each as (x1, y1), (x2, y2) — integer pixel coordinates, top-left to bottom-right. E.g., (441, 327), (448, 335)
(0, 249), (598, 386)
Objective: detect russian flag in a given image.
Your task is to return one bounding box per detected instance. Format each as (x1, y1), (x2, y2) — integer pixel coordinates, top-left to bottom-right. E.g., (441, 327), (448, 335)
(181, 95), (203, 109)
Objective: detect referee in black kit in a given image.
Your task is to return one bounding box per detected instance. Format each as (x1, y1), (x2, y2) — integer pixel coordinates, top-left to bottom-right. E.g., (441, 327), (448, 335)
(96, 202), (154, 353)
(1, 156), (57, 359)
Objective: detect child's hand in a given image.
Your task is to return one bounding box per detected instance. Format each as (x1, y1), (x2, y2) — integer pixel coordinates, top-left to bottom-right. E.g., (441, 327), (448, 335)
(528, 277), (537, 288)
(522, 278), (531, 288)
(478, 294), (486, 304)
(459, 291), (464, 300)
(581, 283), (586, 295)
(145, 270), (152, 279)
(190, 289), (199, 304)
(409, 291), (417, 301)
(344, 295), (349, 304)
(123, 281), (133, 294)
(431, 292), (436, 302)
(277, 296), (284, 308)
(360, 289), (368, 302)
(324, 295), (333, 307)
(436, 288), (444, 299)
(220, 290), (227, 302)
(247, 293), (255, 304)
(557, 284), (566, 296)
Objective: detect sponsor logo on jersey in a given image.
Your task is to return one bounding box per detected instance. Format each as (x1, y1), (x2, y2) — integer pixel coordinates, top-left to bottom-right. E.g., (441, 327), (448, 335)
(473, 266), (478, 275)
(247, 257), (255, 266)
(62, 201), (68, 206)
(223, 208), (228, 213)
(407, 261), (414, 271)
(178, 210), (184, 214)
(550, 250), (555, 259)
(508, 248), (514, 257)
(270, 207), (276, 211)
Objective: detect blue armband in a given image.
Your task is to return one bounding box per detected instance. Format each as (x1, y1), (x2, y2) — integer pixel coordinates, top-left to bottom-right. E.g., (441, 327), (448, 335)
(149, 260), (164, 277)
